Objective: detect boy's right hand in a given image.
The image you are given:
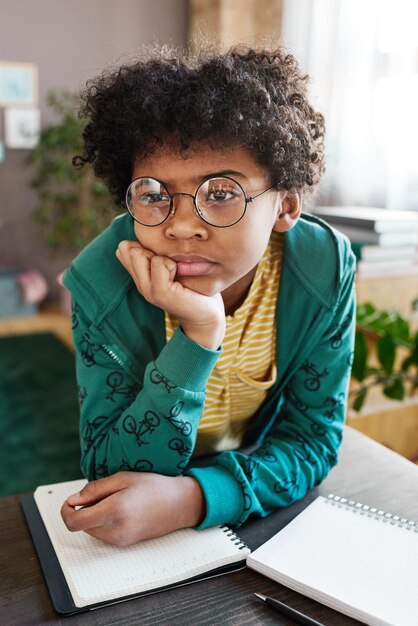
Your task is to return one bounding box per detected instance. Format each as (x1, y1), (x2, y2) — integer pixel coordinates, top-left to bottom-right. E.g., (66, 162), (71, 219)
(116, 240), (226, 350)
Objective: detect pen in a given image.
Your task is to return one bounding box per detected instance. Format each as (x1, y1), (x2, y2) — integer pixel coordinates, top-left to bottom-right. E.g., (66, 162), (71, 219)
(254, 593), (324, 626)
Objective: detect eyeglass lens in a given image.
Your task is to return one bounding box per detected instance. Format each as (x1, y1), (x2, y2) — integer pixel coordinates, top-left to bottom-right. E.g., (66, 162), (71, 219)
(126, 176), (246, 227)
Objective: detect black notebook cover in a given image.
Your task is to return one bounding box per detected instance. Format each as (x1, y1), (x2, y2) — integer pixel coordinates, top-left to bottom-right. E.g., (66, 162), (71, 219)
(21, 494), (248, 616)
(21, 494), (81, 615)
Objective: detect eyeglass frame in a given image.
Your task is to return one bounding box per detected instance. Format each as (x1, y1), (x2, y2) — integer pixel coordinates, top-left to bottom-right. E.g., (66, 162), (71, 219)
(123, 175), (276, 228)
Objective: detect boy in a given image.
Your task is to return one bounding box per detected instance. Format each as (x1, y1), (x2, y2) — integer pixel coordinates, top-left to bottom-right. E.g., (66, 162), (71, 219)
(61, 45), (356, 546)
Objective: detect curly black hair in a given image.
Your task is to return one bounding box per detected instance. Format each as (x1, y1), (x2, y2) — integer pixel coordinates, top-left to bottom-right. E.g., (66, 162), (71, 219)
(74, 44), (325, 206)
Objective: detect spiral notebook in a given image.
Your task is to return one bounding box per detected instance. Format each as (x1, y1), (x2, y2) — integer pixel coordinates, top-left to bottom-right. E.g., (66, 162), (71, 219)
(247, 494), (418, 626)
(21, 479), (250, 615)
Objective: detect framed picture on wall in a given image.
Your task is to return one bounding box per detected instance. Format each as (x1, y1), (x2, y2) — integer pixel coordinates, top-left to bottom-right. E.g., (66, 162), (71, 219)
(4, 107), (41, 149)
(0, 62), (39, 106)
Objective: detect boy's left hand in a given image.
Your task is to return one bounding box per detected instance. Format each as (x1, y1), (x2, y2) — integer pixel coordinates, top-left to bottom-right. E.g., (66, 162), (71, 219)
(60, 472), (205, 546)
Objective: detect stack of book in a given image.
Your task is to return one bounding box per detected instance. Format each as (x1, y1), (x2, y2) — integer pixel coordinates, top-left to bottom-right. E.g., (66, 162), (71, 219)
(313, 206), (418, 277)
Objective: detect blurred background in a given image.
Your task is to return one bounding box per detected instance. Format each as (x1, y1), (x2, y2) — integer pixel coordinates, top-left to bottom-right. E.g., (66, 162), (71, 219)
(1, 0), (418, 298)
(0, 0), (188, 300)
(0, 0), (417, 494)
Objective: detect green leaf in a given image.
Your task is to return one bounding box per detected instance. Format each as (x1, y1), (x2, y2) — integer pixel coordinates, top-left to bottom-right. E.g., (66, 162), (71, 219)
(401, 356), (413, 372)
(389, 317), (410, 343)
(356, 302), (376, 320)
(400, 332), (418, 371)
(352, 331), (368, 382)
(383, 378), (404, 401)
(352, 388), (368, 412)
(351, 301), (417, 411)
(410, 331), (418, 366)
(377, 334), (396, 374)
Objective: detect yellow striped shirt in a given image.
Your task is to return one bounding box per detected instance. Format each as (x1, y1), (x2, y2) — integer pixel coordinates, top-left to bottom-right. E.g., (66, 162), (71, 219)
(165, 232), (283, 455)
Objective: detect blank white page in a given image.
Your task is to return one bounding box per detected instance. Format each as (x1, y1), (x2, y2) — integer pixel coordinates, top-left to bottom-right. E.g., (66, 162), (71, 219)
(34, 479), (250, 608)
(247, 496), (418, 626)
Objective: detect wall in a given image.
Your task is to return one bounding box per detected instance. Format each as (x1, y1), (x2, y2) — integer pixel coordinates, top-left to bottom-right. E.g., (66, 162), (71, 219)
(188, 0), (282, 51)
(0, 0), (187, 300)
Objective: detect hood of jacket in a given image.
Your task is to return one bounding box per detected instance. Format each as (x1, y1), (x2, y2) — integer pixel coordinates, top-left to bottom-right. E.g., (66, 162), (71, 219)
(63, 211), (355, 398)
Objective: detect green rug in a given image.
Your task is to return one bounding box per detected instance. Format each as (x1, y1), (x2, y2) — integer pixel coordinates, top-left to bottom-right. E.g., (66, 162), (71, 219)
(0, 332), (82, 496)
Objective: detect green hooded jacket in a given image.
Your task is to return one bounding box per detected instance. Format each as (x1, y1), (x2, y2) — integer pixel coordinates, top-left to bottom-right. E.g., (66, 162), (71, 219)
(63, 212), (356, 529)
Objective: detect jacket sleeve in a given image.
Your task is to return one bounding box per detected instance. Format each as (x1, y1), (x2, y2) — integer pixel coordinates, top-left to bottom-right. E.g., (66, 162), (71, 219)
(187, 255), (356, 529)
(71, 301), (220, 480)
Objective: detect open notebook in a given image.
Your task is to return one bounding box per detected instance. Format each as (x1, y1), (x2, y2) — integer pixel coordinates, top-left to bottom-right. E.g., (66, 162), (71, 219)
(247, 494), (418, 626)
(21, 478), (250, 615)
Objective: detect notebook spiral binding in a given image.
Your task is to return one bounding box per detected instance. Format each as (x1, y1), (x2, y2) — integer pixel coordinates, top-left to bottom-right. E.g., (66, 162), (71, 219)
(326, 493), (418, 532)
(219, 525), (250, 551)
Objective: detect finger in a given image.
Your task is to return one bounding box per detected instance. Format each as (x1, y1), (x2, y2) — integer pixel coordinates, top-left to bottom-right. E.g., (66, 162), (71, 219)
(116, 240), (152, 275)
(84, 526), (129, 546)
(128, 247), (156, 298)
(149, 256), (178, 301)
(160, 256), (177, 276)
(118, 239), (143, 253)
(116, 246), (133, 274)
(116, 246), (152, 299)
(115, 246), (126, 268)
(66, 474), (126, 506)
(119, 240), (154, 262)
(116, 241), (141, 273)
(61, 497), (109, 532)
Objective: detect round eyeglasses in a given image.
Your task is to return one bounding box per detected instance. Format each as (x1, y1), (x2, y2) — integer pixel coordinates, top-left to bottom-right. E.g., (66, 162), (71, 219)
(125, 176), (274, 228)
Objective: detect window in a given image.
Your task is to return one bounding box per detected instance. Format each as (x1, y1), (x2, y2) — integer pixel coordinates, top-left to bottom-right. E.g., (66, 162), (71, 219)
(281, 0), (418, 210)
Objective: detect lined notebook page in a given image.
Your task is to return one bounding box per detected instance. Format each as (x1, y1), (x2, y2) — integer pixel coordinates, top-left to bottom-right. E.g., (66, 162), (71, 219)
(34, 479), (249, 608)
(247, 496), (418, 626)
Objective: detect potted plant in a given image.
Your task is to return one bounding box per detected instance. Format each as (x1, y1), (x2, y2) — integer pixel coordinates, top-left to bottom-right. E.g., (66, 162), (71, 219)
(28, 90), (117, 253)
(350, 301), (418, 411)
(27, 90), (119, 312)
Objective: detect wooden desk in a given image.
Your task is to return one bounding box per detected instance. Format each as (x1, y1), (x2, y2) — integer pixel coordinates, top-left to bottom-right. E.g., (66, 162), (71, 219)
(1, 427), (417, 626)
